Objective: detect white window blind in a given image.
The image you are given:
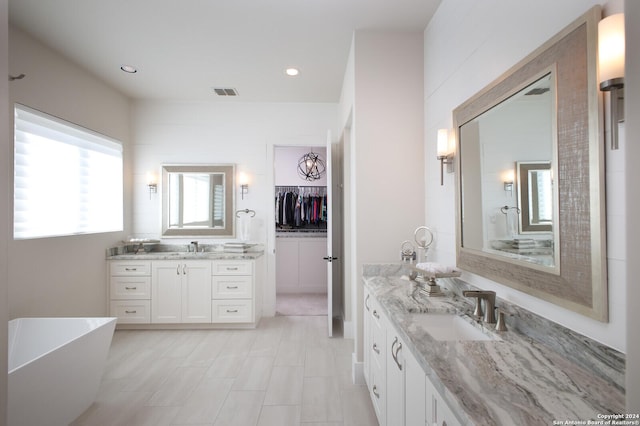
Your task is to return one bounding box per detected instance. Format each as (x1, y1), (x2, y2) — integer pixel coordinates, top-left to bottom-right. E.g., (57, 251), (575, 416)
(14, 104), (123, 239)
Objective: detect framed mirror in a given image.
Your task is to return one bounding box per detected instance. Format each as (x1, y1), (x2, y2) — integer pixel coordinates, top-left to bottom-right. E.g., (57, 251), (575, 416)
(454, 6), (608, 321)
(162, 164), (235, 237)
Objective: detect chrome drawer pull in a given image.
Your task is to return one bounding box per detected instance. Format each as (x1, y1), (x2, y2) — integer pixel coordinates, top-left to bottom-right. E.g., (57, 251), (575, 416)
(125, 310), (137, 314)
(125, 287), (137, 290)
(226, 309), (239, 313)
(125, 268), (137, 271)
(372, 309), (380, 319)
(372, 385), (380, 398)
(365, 294), (370, 311)
(372, 343), (380, 354)
(226, 267), (239, 271)
(391, 337), (403, 371)
(226, 286), (239, 289)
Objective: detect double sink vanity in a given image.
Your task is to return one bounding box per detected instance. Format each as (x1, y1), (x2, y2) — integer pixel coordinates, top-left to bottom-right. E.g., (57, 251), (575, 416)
(106, 243), (263, 327)
(362, 264), (624, 425)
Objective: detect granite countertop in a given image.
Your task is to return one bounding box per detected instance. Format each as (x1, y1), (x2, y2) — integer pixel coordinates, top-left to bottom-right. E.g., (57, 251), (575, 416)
(107, 251), (264, 260)
(106, 243), (264, 260)
(363, 272), (625, 426)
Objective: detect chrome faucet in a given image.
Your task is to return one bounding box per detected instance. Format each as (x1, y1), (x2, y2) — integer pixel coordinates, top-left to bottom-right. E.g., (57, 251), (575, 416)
(462, 290), (496, 323)
(190, 241), (199, 253)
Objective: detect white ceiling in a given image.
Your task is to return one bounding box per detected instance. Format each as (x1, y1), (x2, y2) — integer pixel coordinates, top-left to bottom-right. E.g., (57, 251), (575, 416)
(9, 0), (441, 103)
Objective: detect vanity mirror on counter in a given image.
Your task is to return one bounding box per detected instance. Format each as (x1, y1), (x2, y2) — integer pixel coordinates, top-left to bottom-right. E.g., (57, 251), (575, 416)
(162, 164), (235, 237)
(454, 6), (608, 321)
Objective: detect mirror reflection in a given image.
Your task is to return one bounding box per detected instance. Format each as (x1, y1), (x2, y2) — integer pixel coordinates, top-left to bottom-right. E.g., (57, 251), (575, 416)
(162, 165), (235, 237)
(459, 72), (558, 268)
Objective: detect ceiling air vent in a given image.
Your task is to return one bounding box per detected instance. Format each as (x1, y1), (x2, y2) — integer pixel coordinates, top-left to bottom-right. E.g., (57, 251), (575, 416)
(213, 88), (238, 96)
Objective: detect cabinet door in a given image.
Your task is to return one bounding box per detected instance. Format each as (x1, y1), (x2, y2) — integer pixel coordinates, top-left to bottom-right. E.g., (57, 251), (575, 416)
(152, 262), (182, 323)
(426, 374), (462, 426)
(405, 346), (426, 426)
(182, 261), (212, 323)
(386, 330), (405, 426)
(363, 289), (372, 386)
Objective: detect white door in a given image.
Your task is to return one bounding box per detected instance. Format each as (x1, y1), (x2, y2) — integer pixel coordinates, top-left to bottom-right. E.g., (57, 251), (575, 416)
(325, 130), (342, 337)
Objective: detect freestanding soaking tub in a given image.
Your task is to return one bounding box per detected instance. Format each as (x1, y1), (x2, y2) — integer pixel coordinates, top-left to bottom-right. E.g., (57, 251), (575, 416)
(8, 317), (117, 426)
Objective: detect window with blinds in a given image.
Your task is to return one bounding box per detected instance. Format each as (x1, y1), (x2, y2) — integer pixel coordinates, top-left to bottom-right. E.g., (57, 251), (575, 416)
(14, 104), (123, 239)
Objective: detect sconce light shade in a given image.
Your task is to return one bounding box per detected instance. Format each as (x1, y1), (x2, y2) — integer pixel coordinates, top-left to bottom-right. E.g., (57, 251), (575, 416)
(598, 13), (625, 90)
(598, 13), (625, 150)
(147, 171), (157, 199)
(238, 172), (249, 200)
(437, 129), (450, 157)
(436, 129), (454, 186)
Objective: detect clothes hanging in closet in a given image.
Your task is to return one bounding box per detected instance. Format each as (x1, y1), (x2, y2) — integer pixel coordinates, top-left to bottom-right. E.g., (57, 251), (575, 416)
(275, 188), (327, 229)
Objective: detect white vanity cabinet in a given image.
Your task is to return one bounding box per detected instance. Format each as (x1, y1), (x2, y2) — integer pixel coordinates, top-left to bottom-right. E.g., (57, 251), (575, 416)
(366, 292), (388, 425)
(109, 256), (261, 327)
(152, 260), (212, 323)
(364, 291), (462, 426)
(109, 260), (151, 323)
(211, 260), (255, 323)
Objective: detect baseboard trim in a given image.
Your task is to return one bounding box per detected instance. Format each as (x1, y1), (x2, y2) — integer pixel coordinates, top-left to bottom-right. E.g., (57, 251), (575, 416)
(352, 353), (365, 385)
(343, 320), (354, 339)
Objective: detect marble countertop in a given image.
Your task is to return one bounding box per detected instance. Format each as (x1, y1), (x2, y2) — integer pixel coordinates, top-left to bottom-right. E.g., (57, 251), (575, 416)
(363, 273), (625, 426)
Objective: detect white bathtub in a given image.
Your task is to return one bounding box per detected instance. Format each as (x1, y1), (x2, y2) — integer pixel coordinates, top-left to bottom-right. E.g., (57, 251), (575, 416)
(8, 317), (117, 426)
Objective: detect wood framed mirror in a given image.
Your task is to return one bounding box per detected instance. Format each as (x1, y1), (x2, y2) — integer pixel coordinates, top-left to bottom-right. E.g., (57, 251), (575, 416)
(453, 6), (607, 321)
(162, 164), (235, 237)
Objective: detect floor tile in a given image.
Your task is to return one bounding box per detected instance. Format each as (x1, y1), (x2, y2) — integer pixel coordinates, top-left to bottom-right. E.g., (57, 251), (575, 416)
(264, 365), (304, 405)
(257, 405), (301, 426)
(232, 356), (275, 391)
(213, 390), (265, 426)
(300, 376), (342, 423)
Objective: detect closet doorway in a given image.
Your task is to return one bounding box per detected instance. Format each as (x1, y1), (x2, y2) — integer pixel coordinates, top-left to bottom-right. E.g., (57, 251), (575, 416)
(274, 144), (342, 336)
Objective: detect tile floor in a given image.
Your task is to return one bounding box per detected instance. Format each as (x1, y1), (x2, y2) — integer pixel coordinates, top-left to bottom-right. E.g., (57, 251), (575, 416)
(72, 315), (378, 426)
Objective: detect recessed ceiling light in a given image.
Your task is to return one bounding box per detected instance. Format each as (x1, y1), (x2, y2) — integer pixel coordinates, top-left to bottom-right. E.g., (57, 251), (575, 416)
(285, 67), (300, 77)
(120, 65), (138, 74)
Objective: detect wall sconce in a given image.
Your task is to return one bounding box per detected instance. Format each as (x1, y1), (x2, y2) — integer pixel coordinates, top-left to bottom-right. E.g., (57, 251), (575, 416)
(146, 172), (157, 199)
(502, 170), (515, 196)
(437, 128), (454, 186)
(238, 172), (249, 200)
(598, 13), (625, 150)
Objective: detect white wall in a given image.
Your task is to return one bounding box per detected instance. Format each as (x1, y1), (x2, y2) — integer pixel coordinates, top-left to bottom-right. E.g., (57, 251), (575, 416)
(130, 100), (338, 316)
(1, 0), (9, 419)
(339, 31), (425, 363)
(7, 26), (131, 318)
(424, 0), (626, 351)
(625, 0), (640, 411)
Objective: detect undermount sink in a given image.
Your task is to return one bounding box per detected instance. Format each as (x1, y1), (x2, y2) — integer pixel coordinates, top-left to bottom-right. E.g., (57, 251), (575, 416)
(412, 314), (500, 341)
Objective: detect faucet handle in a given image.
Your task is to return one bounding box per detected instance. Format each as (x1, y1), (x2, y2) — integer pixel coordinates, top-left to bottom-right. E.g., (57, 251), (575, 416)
(471, 297), (483, 318)
(494, 308), (512, 332)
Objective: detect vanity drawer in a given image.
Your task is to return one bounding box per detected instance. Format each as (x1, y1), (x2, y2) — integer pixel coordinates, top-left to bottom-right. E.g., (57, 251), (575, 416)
(371, 317), (386, 370)
(110, 277), (151, 299)
(110, 261), (151, 276)
(212, 276), (252, 299)
(211, 299), (252, 323)
(110, 300), (151, 323)
(212, 261), (253, 275)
